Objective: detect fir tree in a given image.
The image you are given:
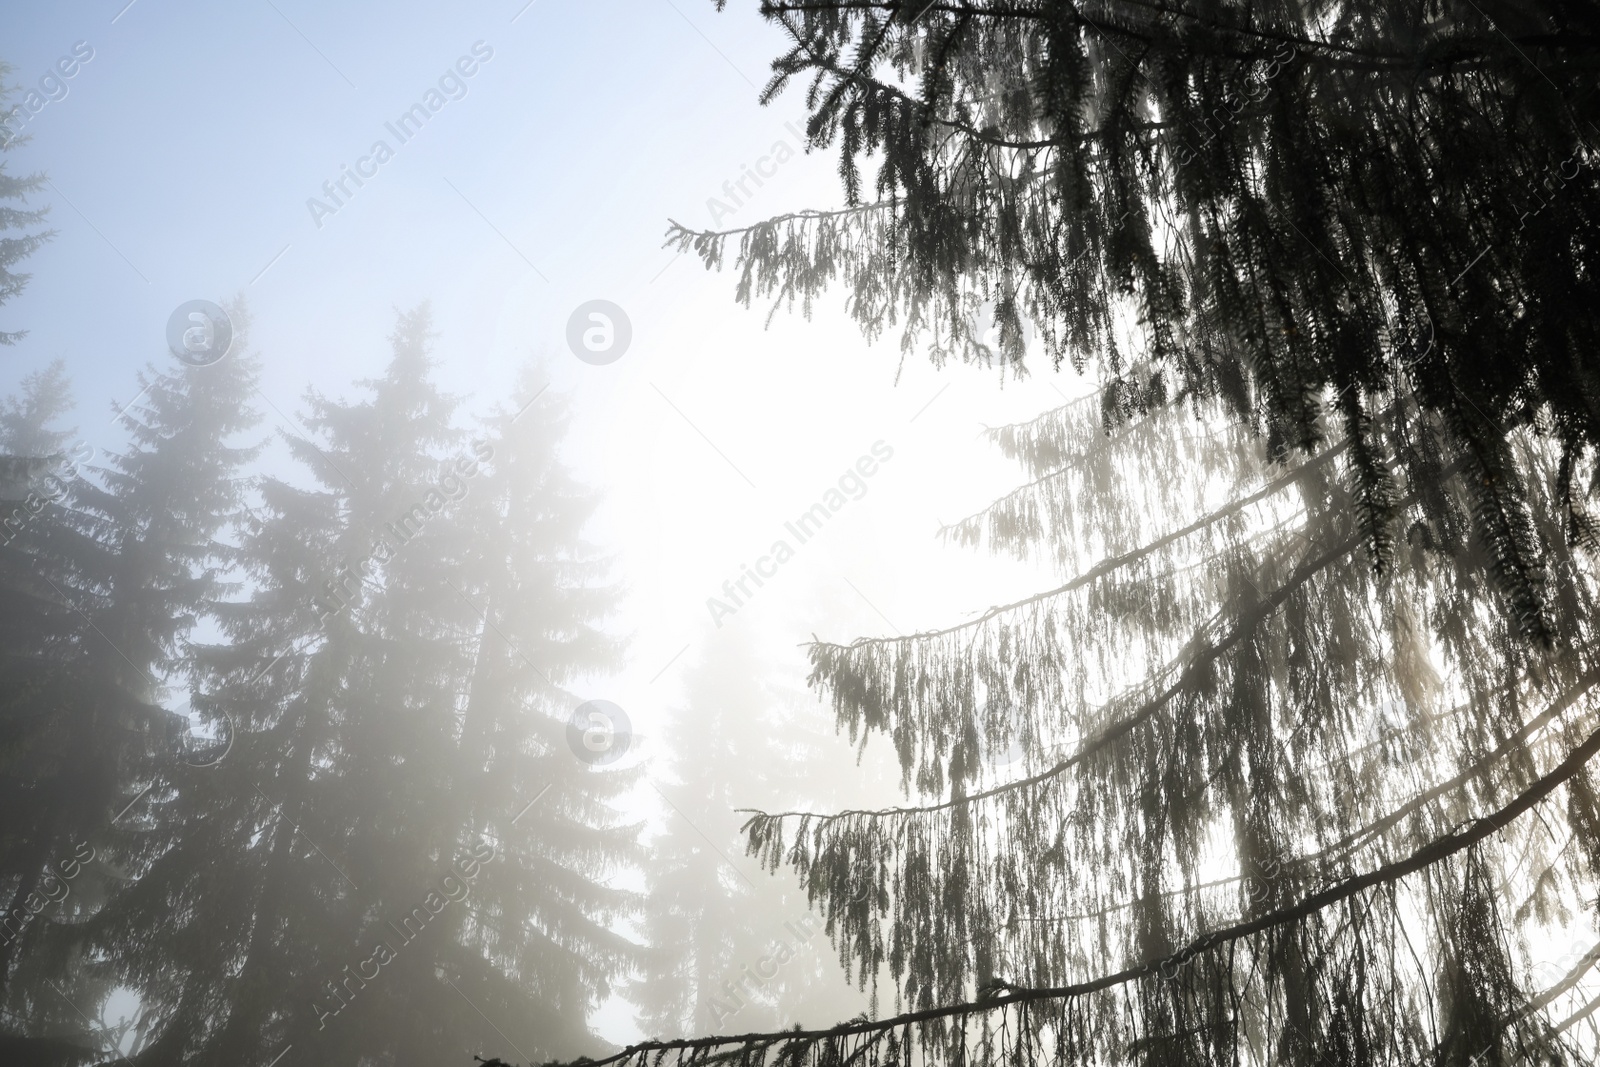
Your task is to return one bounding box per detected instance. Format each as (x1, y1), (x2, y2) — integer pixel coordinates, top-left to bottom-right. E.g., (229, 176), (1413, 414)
(0, 358), (77, 665)
(671, 0), (1600, 643)
(442, 361), (638, 1062)
(0, 61), (52, 346)
(90, 319), (636, 1065)
(559, 377), (1600, 1067)
(631, 625), (872, 1039)
(0, 313), (261, 1055)
(84, 309), (460, 1066)
(0, 358), (85, 1049)
(0, 358), (72, 455)
(580, 3), (1600, 1050)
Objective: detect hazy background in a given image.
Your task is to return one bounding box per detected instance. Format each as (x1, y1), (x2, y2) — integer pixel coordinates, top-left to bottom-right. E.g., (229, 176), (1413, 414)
(1, 0), (1079, 1044)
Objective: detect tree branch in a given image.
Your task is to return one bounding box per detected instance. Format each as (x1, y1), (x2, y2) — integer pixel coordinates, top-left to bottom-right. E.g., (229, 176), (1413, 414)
(814, 437), (1351, 653)
(563, 706), (1600, 1067)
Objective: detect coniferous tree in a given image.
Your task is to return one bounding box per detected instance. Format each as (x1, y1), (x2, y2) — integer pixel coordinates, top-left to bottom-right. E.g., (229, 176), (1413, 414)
(0, 359), (71, 455)
(0, 360), (89, 1064)
(0, 316), (261, 1057)
(88, 308), (460, 1067)
(674, 0), (1600, 643)
(581, 8), (1600, 1066)
(91, 318), (636, 1066)
(632, 625), (873, 1039)
(0, 62), (52, 346)
(441, 362), (638, 1062)
(0, 358), (78, 691)
(569, 378), (1600, 1066)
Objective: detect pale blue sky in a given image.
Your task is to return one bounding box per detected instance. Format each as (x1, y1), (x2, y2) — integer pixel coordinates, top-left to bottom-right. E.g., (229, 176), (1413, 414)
(2, 0), (807, 408)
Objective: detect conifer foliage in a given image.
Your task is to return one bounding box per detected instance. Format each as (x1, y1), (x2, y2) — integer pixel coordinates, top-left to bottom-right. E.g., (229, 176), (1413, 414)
(631, 627), (873, 1039)
(672, 0), (1600, 643)
(0, 309), (636, 1066)
(574, 383), (1600, 1067)
(573, 3), (1600, 1067)
(0, 64), (51, 346)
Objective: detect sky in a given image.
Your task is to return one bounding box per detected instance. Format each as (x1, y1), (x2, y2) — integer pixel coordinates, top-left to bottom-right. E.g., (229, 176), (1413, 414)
(1, 0), (1086, 1047)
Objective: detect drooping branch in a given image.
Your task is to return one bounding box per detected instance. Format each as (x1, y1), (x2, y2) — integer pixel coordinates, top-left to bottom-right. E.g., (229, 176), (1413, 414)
(665, 204), (890, 248)
(565, 708), (1600, 1067)
(747, 508), (1371, 826)
(1318, 667), (1600, 867)
(760, 458), (1454, 830)
(925, 437), (1350, 631)
(940, 672), (1600, 936)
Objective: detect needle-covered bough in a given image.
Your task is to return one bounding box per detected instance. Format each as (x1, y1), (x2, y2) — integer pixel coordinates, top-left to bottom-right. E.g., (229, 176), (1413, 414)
(543, 1), (1600, 1065)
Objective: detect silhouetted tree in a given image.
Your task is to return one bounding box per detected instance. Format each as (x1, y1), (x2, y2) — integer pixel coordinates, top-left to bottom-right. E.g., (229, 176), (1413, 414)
(566, 380), (1600, 1067)
(673, 0), (1600, 643)
(564, 5), (1600, 1065)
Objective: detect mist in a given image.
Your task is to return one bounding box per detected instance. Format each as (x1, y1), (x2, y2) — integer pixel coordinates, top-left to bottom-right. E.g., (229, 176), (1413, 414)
(4, 3), (1600, 1067)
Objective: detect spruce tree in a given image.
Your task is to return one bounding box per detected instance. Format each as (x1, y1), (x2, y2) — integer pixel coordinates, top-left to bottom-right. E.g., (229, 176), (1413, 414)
(563, 6), (1600, 1055)
(91, 320), (636, 1066)
(0, 358), (78, 682)
(632, 625), (872, 1039)
(83, 308), (459, 1066)
(0, 61), (52, 346)
(672, 0), (1600, 643)
(562, 377), (1600, 1067)
(0, 315), (261, 1056)
(442, 362), (638, 1062)
(0, 359), (88, 1054)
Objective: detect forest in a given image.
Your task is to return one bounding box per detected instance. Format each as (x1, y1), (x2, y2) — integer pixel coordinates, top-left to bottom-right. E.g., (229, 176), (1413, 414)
(3, 1), (1600, 1065)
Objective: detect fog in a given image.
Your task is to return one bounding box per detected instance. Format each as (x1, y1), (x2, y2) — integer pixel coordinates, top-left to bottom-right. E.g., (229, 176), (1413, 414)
(0, 1), (1072, 1060)
(6, 4), (1599, 1066)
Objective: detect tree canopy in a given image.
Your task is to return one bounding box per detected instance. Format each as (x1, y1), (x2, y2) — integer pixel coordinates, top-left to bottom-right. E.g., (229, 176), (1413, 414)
(0, 309), (638, 1066)
(0, 62), (52, 346)
(672, 0), (1600, 642)
(583, 3), (1600, 1067)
